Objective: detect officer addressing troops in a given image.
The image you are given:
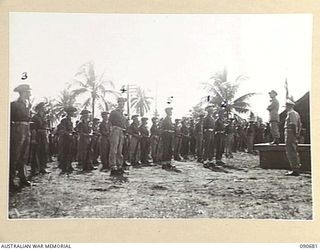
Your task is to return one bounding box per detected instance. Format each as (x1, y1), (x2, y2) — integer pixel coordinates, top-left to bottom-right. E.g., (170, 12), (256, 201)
(10, 84), (32, 190)
(267, 90), (280, 145)
(284, 99), (302, 176)
(108, 97), (127, 176)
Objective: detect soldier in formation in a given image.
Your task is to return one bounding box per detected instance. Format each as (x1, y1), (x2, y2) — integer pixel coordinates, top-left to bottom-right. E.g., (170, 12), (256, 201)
(30, 102), (50, 175)
(10, 84), (33, 191)
(10, 84), (307, 191)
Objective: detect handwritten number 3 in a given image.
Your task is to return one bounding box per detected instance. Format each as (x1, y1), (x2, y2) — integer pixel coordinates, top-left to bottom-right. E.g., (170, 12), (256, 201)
(21, 72), (28, 80)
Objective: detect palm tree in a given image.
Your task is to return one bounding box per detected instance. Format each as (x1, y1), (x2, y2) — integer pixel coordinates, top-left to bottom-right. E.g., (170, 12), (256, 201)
(52, 86), (79, 120)
(201, 68), (256, 119)
(43, 97), (59, 127)
(72, 61), (119, 117)
(130, 87), (153, 117)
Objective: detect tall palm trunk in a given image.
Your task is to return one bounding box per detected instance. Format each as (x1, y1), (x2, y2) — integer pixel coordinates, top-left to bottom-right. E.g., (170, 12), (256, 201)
(92, 95), (95, 118)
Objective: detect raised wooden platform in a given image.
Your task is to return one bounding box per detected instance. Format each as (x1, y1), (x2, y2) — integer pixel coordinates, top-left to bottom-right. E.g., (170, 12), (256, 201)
(254, 143), (311, 172)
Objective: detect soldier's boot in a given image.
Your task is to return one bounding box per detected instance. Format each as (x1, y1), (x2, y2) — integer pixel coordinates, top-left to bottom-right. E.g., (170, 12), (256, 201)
(270, 138), (279, 145)
(216, 160), (226, 166)
(285, 170), (300, 176)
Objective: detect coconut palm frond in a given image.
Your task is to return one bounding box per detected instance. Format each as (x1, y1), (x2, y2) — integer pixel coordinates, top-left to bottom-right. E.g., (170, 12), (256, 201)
(82, 98), (92, 109)
(101, 80), (115, 89)
(235, 75), (250, 83)
(72, 87), (88, 97)
(233, 92), (256, 104)
(232, 105), (250, 113)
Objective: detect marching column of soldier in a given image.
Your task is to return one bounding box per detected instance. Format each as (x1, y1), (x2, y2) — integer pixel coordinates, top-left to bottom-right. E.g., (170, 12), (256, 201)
(9, 84), (304, 192)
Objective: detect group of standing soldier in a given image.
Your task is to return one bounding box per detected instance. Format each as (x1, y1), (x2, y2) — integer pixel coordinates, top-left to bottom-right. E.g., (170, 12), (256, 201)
(9, 84), (303, 192)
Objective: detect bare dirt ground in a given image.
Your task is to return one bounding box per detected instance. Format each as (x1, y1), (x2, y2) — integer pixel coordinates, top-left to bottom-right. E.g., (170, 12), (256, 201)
(8, 152), (312, 219)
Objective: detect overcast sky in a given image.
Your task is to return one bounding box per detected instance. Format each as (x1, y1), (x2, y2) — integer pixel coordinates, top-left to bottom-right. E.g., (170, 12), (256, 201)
(10, 13), (312, 121)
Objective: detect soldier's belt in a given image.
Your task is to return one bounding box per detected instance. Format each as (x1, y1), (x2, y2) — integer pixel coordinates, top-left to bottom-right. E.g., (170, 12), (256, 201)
(204, 129), (214, 132)
(80, 133), (91, 136)
(215, 131), (225, 134)
(163, 130), (174, 133)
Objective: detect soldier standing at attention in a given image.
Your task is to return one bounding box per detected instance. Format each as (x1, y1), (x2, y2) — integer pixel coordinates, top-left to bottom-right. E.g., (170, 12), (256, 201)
(139, 117), (150, 164)
(284, 100), (302, 176)
(77, 110), (94, 171)
(189, 119), (196, 158)
(150, 117), (160, 163)
(173, 119), (183, 161)
(10, 84), (32, 190)
(195, 114), (204, 163)
(48, 128), (55, 162)
(161, 107), (175, 168)
(246, 120), (256, 154)
(224, 118), (235, 159)
(203, 105), (215, 166)
(30, 102), (50, 176)
(91, 118), (101, 166)
(180, 118), (190, 160)
(128, 115), (141, 166)
(57, 106), (77, 174)
(99, 111), (111, 172)
(267, 90), (280, 145)
(122, 114), (131, 168)
(109, 97), (127, 175)
(215, 109), (226, 166)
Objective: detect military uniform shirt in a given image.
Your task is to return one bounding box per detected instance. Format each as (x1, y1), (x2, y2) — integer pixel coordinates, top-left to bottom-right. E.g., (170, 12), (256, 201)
(267, 97), (280, 122)
(150, 124), (160, 136)
(174, 124), (182, 136)
(58, 118), (73, 134)
(195, 121), (203, 135)
(76, 121), (91, 135)
(139, 125), (150, 137)
(99, 120), (111, 136)
(285, 110), (302, 134)
(31, 114), (47, 130)
(203, 116), (215, 129)
(128, 123), (140, 136)
(10, 98), (31, 122)
(181, 125), (189, 136)
(109, 108), (126, 128)
(189, 125), (195, 137)
(161, 116), (174, 131)
(215, 118), (225, 132)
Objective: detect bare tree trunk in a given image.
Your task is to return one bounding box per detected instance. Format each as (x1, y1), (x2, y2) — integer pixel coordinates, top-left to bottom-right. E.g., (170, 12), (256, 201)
(92, 96), (95, 118)
(105, 101), (109, 112)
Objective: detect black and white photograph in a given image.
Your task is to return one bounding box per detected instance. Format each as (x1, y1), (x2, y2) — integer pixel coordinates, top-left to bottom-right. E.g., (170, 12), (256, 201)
(8, 13), (312, 220)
